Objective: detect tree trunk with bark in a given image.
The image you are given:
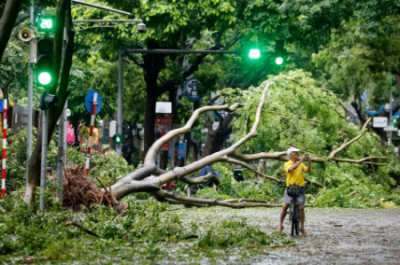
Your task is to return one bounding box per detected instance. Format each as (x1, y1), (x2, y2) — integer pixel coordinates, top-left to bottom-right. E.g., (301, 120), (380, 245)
(0, 0), (23, 61)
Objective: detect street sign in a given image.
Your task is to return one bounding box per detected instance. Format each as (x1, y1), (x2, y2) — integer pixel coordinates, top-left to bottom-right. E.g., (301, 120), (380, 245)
(156, 101), (172, 114)
(183, 78), (200, 102)
(85, 89), (103, 114)
(373, 117), (388, 128)
(109, 120), (116, 137)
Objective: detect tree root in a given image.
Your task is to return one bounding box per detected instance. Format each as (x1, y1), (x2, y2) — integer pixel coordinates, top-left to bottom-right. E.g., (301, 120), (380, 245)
(63, 167), (125, 212)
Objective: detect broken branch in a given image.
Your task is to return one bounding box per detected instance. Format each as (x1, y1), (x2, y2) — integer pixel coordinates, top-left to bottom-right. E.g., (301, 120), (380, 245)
(328, 118), (372, 159)
(155, 190), (279, 208)
(222, 156), (281, 183)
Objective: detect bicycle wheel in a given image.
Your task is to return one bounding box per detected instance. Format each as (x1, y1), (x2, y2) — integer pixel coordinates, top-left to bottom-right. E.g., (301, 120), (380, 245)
(290, 203), (295, 236)
(291, 203), (300, 236)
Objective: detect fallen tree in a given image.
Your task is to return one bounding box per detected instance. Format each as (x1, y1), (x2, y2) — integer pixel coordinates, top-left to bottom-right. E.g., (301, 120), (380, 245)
(61, 78), (387, 210)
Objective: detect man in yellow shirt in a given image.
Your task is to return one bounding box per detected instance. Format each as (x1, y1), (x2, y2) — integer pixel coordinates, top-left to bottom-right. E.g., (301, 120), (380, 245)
(278, 147), (311, 235)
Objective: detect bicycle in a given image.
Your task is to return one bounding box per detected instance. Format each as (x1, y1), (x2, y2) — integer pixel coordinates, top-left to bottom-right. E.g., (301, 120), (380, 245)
(286, 185), (304, 237)
(289, 193), (300, 236)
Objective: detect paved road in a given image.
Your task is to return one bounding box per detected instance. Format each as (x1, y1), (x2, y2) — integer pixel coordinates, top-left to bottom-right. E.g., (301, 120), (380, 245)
(182, 207), (400, 265)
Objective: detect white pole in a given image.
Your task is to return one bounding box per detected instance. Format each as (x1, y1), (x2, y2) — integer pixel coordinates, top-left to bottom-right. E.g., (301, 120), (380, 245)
(39, 110), (48, 210)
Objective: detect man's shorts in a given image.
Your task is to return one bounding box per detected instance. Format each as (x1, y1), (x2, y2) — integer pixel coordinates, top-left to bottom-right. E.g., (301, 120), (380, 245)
(283, 188), (305, 206)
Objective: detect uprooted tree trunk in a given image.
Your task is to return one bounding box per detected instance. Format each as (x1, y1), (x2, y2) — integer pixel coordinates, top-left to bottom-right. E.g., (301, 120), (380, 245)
(24, 0), (74, 206)
(69, 80), (383, 209)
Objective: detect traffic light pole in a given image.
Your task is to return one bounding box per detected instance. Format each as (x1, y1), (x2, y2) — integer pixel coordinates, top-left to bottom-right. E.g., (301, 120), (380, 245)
(39, 109), (48, 210)
(25, 0), (35, 187)
(116, 48), (124, 155)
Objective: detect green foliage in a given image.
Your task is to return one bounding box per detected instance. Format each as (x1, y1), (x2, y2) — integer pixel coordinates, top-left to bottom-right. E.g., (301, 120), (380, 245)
(209, 70), (400, 208)
(312, 181), (400, 208)
(66, 148), (134, 186)
(313, 15), (400, 106)
(0, 195), (289, 264)
(8, 129), (31, 188)
(197, 219), (283, 249)
(196, 163), (281, 201)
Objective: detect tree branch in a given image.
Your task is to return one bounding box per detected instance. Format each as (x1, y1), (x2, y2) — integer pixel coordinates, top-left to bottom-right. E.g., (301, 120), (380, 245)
(234, 151), (385, 165)
(155, 190), (279, 208)
(150, 81), (271, 187)
(111, 81), (272, 199)
(328, 118), (372, 159)
(222, 156), (281, 183)
(144, 104), (234, 167)
(181, 173), (215, 185)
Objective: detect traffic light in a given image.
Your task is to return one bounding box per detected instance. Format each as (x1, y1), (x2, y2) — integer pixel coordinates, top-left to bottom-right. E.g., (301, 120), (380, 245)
(114, 134), (123, 145)
(36, 13), (57, 34)
(34, 11), (57, 91)
(35, 38), (56, 90)
(247, 48), (261, 60)
(275, 56), (284, 65)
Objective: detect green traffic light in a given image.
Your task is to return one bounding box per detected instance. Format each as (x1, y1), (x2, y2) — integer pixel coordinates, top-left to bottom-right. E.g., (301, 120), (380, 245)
(40, 18), (54, 30)
(35, 69), (55, 89)
(275, 56), (284, 65)
(36, 14), (57, 34)
(248, 48), (261, 60)
(115, 135), (122, 144)
(38, 72), (52, 85)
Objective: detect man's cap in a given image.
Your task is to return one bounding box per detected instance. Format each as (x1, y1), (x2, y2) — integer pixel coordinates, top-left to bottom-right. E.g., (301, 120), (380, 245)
(287, 146), (300, 156)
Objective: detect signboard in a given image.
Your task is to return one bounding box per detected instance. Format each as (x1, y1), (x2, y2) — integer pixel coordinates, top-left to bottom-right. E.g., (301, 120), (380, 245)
(109, 120), (117, 137)
(85, 89), (103, 114)
(155, 115), (172, 151)
(155, 101), (172, 114)
(183, 78), (200, 102)
(373, 117), (388, 128)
